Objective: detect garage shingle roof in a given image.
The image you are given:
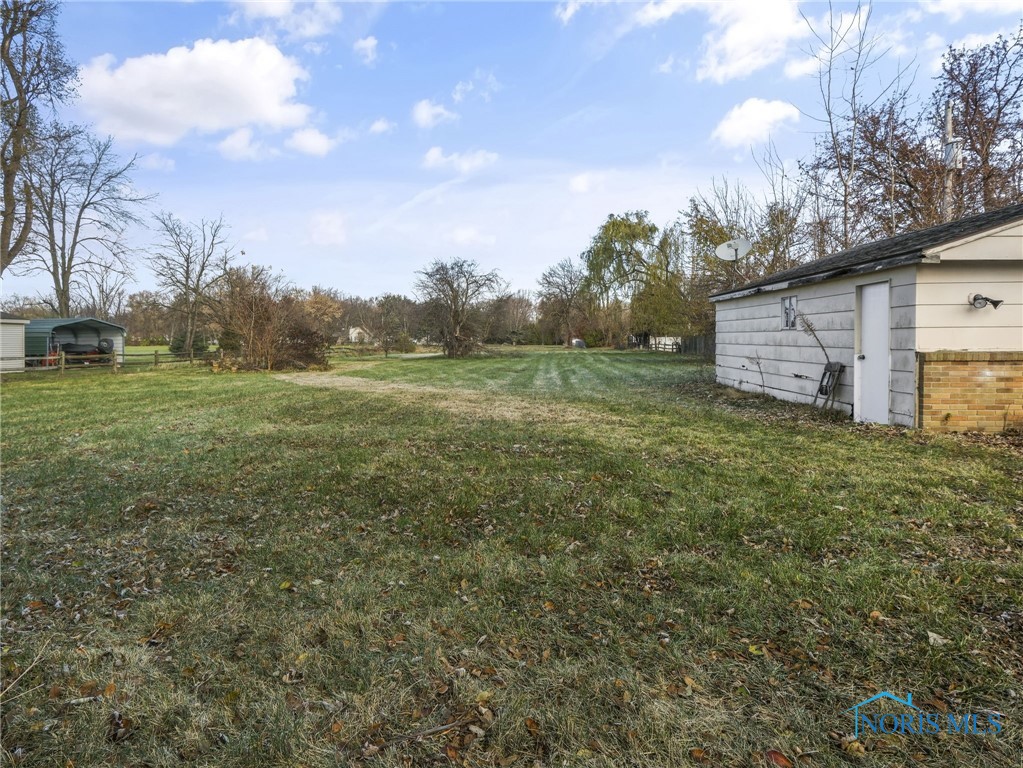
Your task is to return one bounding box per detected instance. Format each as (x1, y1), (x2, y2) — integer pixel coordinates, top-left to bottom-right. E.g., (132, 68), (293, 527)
(711, 202), (1023, 300)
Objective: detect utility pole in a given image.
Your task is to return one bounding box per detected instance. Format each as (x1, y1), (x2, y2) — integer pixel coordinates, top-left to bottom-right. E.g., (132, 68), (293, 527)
(941, 100), (963, 222)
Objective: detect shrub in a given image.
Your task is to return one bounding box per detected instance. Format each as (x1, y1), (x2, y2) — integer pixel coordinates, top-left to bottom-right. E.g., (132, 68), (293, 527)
(169, 333), (209, 359)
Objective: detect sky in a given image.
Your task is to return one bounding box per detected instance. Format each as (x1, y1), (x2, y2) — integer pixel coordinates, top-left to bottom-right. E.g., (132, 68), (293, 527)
(3, 0), (1021, 301)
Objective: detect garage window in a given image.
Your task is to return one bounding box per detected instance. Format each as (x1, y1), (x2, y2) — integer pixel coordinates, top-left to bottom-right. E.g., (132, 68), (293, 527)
(782, 296), (798, 329)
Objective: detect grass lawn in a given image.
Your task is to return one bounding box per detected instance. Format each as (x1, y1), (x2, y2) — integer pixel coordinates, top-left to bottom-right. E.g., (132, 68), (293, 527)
(1, 351), (1020, 767)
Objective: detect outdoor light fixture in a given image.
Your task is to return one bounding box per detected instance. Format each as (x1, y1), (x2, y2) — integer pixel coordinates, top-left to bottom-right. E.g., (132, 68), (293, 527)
(969, 294), (1004, 309)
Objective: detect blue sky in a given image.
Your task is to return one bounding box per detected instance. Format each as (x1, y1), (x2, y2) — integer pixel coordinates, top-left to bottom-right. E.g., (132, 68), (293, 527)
(4, 0), (1021, 300)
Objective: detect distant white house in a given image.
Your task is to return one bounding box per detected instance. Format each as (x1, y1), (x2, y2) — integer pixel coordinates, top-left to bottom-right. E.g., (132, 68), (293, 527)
(347, 326), (371, 343)
(710, 204), (1023, 433)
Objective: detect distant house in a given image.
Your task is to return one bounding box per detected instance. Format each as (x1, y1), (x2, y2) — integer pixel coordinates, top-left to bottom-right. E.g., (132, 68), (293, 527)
(24, 317), (127, 366)
(347, 326), (371, 344)
(1, 312), (31, 372)
(711, 204), (1023, 433)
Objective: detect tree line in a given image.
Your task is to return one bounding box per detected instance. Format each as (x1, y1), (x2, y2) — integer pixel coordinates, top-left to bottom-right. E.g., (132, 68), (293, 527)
(3, 2), (1021, 364)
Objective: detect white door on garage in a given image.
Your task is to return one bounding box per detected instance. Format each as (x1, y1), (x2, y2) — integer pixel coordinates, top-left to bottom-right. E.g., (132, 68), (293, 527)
(854, 281), (891, 424)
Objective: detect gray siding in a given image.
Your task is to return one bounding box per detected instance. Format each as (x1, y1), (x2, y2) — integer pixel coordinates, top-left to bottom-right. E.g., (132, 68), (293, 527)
(714, 266), (917, 426)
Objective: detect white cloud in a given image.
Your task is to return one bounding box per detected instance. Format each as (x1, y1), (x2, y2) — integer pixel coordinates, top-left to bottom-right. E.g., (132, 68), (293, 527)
(712, 98), (799, 148)
(218, 127), (265, 161)
(446, 227), (496, 247)
(655, 54), (675, 74)
(138, 153), (175, 172)
(633, 0), (693, 27)
(620, 0), (806, 83)
(234, 0), (293, 20)
(452, 69), (501, 103)
(308, 210), (347, 246)
(423, 146), (498, 175)
(79, 38), (310, 146)
(353, 36), (378, 66)
(555, 0), (591, 24)
(921, 0), (1022, 21)
(784, 54), (820, 79)
(369, 118), (396, 135)
(232, 0), (342, 40)
(285, 127), (336, 156)
(569, 172), (604, 194)
(412, 99), (458, 129)
(696, 1), (807, 83)
(452, 80), (473, 103)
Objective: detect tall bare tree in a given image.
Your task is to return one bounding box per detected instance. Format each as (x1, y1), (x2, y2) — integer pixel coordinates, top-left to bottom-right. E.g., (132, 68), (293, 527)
(74, 255), (130, 320)
(800, 2), (913, 252)
(415, 258), (504, 358)
(933, 27), (1023, 214)
(18, 125), (149, 315)
(149, 212), (232, 354)
(1, 0), (76, 274)
(537, 259), (588, 346)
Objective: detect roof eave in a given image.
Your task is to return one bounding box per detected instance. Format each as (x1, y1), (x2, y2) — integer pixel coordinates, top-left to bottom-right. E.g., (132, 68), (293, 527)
(710, 252), (924, 303)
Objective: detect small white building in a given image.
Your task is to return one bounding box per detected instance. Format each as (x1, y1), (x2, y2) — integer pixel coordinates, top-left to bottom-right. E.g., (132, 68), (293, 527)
(0, 312), (31, 372)
(711, 204), (1023, 433)
(347, 326), (371, 344)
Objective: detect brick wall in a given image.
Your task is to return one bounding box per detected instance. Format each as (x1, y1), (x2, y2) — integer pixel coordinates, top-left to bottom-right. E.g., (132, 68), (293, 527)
(918, 352), (1023, 433)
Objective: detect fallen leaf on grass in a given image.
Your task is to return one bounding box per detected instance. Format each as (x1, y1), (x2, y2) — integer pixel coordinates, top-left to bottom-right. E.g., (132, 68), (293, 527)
(927, 631), (950, 647)
(524, 717), (540, 738)
(690, 747), (710, 763)
(765, 749), (794, 767)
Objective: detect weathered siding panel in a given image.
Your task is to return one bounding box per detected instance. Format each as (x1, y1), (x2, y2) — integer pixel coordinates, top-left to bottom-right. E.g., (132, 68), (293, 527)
(715, 266), (917, 425)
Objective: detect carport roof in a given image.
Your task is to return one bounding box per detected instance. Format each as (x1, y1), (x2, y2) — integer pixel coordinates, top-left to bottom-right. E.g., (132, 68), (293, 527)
(25, 317), (127, 334)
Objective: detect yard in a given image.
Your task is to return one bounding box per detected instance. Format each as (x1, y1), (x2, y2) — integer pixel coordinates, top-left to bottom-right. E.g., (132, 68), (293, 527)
(1, 351), (1020, 767)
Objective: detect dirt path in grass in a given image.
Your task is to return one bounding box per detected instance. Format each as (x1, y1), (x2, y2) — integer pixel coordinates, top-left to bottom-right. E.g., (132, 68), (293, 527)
(274, 372), (626, 427)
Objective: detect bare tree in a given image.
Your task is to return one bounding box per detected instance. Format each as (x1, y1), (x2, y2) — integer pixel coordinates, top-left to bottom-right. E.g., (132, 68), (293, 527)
(17, 125), (148, 315)
(123, 289), (170, 344)
(800, 1), (913, 252)
(498, 289), (534, 343)
(537, 259), (588, 346)
(933, 26), (1023, 213)
(74, 255), (130, 320)
(1, 0), (76, 274)
(209, 265), (329, 370)
(361, 294), (420, 355)
(149, 212), (232, 354)
(414, 258), (504, 358)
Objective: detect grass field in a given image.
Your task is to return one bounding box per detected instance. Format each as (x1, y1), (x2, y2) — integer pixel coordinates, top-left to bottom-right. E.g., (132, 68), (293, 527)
(1, 351), (1020, 767)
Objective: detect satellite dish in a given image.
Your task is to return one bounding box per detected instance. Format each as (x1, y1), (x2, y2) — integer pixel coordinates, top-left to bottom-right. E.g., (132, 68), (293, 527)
(715, 237), (752, 262)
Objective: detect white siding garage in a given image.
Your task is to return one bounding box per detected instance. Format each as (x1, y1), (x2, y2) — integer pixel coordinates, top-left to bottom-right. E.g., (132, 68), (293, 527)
(0, 313), (30, 372)
(711, 204), (1023, 432)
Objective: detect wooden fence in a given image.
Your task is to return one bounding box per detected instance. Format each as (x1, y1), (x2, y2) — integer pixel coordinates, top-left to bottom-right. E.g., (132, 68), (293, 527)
(649, 334), (715, 358)
(2, 344), (389, 374)
(3, 350), (212, 374)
